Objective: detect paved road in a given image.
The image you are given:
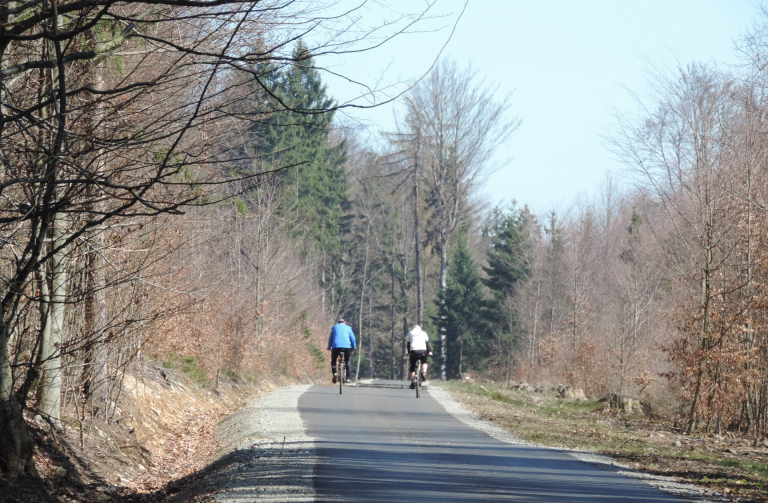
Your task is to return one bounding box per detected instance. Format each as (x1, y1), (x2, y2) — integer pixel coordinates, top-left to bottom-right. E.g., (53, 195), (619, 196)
(298, 383), (690, 503)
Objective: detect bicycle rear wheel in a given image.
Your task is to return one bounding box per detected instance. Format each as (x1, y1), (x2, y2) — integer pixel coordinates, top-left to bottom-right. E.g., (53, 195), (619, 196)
(339, 357), (344, 395)
(415, 359), (421, 398)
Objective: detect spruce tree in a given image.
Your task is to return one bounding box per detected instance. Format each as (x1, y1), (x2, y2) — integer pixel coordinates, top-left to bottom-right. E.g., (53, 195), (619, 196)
(481, 205), (533, 377)
(245, 40), (350, 313)
(250, 40), (349, 259)
(483, 205), (532, 333)
(436, 236), (487, 379)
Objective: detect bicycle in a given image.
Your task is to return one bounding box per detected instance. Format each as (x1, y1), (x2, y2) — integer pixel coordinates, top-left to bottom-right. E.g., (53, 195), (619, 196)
(410, 355), (425, 398)
(337, 352), (346, 394)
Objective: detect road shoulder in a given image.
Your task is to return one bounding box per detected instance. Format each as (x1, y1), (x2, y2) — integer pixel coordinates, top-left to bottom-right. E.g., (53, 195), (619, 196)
(168, 384), (316, 503)
(428, 385), (730, 503)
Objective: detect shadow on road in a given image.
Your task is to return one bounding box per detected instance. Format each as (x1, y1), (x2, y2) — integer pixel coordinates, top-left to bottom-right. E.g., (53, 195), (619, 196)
(302, 385), (689, 503)
(135, 438), (314, 503)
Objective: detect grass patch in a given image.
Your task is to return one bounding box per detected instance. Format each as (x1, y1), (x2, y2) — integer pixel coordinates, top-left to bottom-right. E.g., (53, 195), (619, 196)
(306, 341), (326, 370)
(219, 368), (239, 379)
(488, 390), (529, 407)
(163, 353), (210, 386)
(718, 458), (768, 477)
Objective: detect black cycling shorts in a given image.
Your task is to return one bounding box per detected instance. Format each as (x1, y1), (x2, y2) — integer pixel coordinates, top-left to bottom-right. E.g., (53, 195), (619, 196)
(408, 350), (428, 372)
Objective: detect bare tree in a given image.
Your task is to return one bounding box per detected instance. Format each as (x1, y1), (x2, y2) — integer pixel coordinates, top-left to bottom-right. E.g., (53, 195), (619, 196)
(404, 59), (518, 380)
(611, 62), (740, 432)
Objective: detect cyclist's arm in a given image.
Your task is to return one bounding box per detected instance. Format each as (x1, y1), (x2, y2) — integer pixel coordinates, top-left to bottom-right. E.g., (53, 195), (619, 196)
(426, 340), (432, 354)
(406, 340), (411, 353)
(328, 328), (334, 350)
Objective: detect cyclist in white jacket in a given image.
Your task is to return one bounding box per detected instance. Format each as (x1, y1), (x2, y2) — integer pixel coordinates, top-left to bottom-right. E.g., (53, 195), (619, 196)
(407, 325), (432, 389)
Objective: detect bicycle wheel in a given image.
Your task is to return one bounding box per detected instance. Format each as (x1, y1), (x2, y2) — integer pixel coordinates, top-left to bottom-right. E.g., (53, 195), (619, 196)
(415, 359), (421, 398)
(339, 357), (344, 395)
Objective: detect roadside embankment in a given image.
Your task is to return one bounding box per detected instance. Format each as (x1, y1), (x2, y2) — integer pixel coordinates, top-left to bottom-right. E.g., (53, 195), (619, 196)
(165, 385), (317, 503)
(0, 364), (296, 503)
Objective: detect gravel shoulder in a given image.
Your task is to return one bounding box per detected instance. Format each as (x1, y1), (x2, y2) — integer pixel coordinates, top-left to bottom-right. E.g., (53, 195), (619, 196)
(168, 385), (316, 503)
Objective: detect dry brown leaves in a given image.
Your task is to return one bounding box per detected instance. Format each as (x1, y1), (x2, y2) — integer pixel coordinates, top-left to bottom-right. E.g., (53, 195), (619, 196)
(132, 410), (225, 497)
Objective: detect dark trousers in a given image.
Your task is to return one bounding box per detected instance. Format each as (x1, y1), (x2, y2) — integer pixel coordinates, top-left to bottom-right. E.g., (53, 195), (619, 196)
(331, 348), (351, 378)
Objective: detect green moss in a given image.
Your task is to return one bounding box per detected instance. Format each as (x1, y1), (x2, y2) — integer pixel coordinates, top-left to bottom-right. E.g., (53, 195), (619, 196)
(220, 368), (239, 379)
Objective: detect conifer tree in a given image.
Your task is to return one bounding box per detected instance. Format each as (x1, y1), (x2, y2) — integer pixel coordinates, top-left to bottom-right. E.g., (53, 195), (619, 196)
(482, 205), (533, 377)
(250, 40), (349, 259)
(484, 205), (532, 334)
(246, 40), (350, 313)
(436, 236), (487, 378)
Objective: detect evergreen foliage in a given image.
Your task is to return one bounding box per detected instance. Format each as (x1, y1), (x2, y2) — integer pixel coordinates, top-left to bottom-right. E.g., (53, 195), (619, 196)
(483, 205), (532, 336)
(249, 40), (349, 258)
(436, 235), (487, 378)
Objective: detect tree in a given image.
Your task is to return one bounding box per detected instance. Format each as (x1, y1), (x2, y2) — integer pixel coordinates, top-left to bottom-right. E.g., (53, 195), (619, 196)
(601, 209), (663, 397)
(252, 40), (351, 317)
(611, 62), (739, 432)
(351, 146), (416, 380)
(405, 59), (519, 380)
(436, 235), (486, 379)
(483, 204), (532, 378)
(250, 40), (349, 257)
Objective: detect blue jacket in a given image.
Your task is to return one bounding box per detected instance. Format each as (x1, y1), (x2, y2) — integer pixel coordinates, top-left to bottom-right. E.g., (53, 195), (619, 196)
(328, 323), (356, 350)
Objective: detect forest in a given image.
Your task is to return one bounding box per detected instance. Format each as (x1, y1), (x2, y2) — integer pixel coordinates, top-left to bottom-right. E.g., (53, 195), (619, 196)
(4, 0), (768, 478)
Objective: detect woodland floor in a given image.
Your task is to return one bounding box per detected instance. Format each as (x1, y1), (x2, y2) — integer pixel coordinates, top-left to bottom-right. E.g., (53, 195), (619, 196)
(441, 381), (768, 503)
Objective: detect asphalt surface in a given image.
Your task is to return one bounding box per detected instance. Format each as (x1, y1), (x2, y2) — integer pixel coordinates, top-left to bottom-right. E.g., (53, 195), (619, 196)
(299, 382), (690, 503)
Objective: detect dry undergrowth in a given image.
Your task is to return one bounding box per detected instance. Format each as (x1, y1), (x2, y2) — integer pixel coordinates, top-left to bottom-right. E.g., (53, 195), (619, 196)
(442, 381), (768, 503)
(0, 364), (280, 503)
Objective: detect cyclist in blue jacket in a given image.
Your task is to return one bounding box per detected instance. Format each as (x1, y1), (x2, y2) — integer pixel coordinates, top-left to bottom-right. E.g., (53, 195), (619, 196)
(328, 318), (356, 384)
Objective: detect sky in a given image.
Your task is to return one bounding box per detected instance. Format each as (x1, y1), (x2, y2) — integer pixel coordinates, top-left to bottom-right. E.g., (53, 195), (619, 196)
(318, 0), (762, 214)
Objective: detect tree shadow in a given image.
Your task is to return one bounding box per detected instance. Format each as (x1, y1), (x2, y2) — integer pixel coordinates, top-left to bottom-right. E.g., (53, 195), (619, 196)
(136, 438), (315, 503)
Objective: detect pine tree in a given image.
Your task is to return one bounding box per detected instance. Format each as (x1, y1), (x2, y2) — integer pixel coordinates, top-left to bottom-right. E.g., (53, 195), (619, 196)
(436, 236), (487, 378)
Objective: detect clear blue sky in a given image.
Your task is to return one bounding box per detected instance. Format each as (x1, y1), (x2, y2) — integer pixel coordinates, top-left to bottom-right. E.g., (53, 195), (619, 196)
(320, 1), (761, 213)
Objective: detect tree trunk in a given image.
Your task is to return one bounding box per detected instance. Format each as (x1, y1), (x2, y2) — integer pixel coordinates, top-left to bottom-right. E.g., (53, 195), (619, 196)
(80, 57), (108, 410)
(414, 180), (423, 327)
(390, 266), (396, 379)
(81, 240), (106, 401)
(321, 254), (326, 314)
(37, 218), (66, 430)
(355, 223), (370, 382)
(402, 316), (409, 379)
(689, 240), (713, 434)
(0, 311), (34, 474)
(439, 243), (448, 381)
(367, 295), (372, 378)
